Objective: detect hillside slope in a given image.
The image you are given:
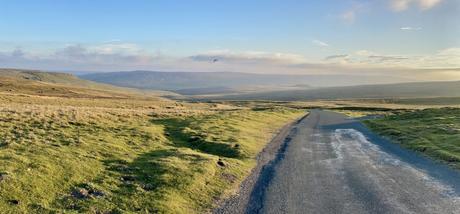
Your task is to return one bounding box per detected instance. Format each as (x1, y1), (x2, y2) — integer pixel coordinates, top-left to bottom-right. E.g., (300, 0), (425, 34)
(0, 70), (305, 213)
(0, 69), (179, 99)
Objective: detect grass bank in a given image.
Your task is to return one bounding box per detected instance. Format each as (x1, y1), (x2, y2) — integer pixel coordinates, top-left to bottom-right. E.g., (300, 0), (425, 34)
(364, 108), (460, 169)
(0, 93), (304, 213)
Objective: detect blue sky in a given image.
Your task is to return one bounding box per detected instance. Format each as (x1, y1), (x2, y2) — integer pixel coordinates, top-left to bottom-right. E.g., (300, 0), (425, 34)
(0, 0), (459, 80)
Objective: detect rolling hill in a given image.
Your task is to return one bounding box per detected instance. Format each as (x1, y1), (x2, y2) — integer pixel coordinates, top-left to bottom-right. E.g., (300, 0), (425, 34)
(0, 69), (180, 99)
(0, 68), (305, 213)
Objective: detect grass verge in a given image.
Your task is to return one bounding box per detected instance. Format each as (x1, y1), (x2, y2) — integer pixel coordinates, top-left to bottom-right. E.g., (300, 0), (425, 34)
(364, 108), (460, 169)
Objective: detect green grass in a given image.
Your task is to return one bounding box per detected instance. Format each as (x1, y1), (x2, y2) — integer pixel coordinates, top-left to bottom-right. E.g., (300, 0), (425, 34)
(0, 91), (304, 213)
(364, 108), (460, 169)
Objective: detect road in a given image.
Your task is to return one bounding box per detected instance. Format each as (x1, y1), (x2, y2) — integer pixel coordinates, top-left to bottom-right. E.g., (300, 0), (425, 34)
(218, 110), (460, 214)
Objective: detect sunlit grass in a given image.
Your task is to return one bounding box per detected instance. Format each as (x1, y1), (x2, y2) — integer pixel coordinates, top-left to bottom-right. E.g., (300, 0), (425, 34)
(0, 93), (304, 213)
(364, 108), (460, 169)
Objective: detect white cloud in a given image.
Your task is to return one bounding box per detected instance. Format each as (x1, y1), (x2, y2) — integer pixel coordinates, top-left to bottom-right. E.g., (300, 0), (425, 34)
(341, 10), (356, 23)
(52, 44), (155, 65)
(390, 0), (443, 11)
(342, 48), (460, 69)
(324, 54), (348, 60)
(0, 45), (459, 81)
(355, 50), (378, 56)
(339, 2), (367, 24)
(103, 39), (122, 43)
(419, 0), (443, 10)
(400, 26), (422, 31)
(391, 0), (413, 11)
(89, 43), (144, 55)
(312, 40), (330, 47)
(417, 48), (460, 68)
(189, 50), (308, 64)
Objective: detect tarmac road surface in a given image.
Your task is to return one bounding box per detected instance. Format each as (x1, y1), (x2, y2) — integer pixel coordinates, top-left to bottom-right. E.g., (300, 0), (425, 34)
(218, 110), (460, 214)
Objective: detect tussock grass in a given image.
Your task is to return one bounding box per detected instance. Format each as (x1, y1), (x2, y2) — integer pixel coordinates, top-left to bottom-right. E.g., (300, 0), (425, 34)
(0, 91), (303, 213)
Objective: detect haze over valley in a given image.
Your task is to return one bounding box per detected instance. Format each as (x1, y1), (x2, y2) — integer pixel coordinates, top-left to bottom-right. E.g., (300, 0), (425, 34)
(1, 0), (459, 213)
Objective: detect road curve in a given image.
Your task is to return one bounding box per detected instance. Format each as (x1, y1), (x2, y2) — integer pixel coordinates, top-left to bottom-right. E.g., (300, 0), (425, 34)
(218, 110), (460, 214)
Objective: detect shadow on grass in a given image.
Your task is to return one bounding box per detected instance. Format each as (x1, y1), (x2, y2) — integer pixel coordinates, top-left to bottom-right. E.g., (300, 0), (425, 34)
(59, 149), (207, 213)
(99, 149), (210, 212)
(151, 118), (241, 158)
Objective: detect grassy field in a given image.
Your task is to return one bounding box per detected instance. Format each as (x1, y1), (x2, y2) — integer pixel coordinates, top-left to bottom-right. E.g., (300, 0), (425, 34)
(3, 69), (459, 213)
(0, 76), (304, 213)
(364, 108), (460, 169)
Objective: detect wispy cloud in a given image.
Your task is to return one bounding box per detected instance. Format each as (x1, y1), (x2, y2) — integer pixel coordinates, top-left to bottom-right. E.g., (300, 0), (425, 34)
(312, 40), (330, 47)
(345, 48), (460, 69)
(400, 26), (422, 31)
(341, 10), (356, 23)
(390, 0), (412, 11)
(390, 0), (443, 11)
(419, 0), (443, 10)
(324, 54), (348, 60)
(0, 44), (459, 81)
(189, 50), (307, 64)
(339, 2), (367, 24)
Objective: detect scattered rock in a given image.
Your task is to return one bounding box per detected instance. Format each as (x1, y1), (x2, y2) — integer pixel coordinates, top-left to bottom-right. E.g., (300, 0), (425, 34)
(71, 188), (89, 199)
(141, 183), (155, 191)
(217, 159), (226, 167)
(71, 186), (106, 199)
(0, 172), (9, 182)
(88, 189), (105, 198)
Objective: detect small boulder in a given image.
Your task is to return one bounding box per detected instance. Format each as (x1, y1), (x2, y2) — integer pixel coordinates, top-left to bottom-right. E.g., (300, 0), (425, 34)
(0, 172), (9, 182)
(71, 188), (89, 199)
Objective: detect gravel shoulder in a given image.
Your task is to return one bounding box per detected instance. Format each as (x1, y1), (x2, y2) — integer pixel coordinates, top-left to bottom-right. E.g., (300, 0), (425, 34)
(213, 113), (308, 214)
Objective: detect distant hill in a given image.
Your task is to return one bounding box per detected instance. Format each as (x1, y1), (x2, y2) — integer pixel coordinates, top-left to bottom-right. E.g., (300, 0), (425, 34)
(0, 69), (179, 99)
(0, 69), (120, 91)
(174, 87), (238, 95)
(206, 81), (460, 101)
(80, 70), (413, 92)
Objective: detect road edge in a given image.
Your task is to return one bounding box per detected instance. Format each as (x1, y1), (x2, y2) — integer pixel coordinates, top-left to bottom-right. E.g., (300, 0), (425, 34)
(212, 112), (309, 214)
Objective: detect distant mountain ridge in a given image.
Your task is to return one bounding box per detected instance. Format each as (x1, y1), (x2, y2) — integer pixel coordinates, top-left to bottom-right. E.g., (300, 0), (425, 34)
(80, 70), (413, 91)
(209, 80), (460, 101)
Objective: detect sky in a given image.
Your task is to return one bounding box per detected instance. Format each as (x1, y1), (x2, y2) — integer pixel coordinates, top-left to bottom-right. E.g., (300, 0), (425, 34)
(0, 0), (459, 80)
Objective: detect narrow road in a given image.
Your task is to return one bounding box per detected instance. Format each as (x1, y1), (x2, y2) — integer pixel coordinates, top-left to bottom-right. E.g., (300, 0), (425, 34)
(222, 110), (460, 214)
